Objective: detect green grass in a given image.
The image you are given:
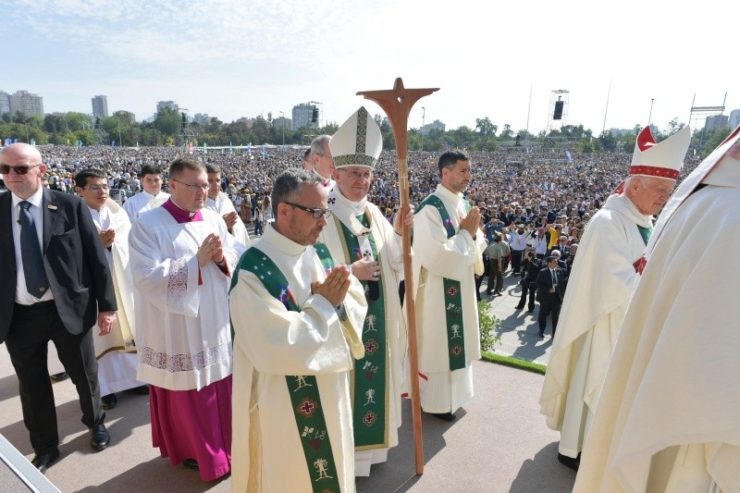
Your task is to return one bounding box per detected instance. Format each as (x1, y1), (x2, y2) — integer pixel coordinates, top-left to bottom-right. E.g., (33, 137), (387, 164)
(481, 351), (547, 375)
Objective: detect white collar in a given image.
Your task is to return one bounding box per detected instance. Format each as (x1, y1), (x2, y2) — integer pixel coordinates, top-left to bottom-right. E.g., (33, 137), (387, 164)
(11, 186), (44, 209)
(263, 223), (308, 256)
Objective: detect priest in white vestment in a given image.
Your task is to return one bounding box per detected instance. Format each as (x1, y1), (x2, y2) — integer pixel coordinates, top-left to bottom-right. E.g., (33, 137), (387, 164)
(540, 126), (691, 469)
(205, 163), (250, 247)
(230, 169), (367, 493)
(129, 157), (241, 481)
(308, 134), (336, 190)
(573, 128), (740, 493)
(319, 107), (407, 476)
(122, 164), (170, 221)
(75, 169), (143, 409)
(413, 150), (487, 419)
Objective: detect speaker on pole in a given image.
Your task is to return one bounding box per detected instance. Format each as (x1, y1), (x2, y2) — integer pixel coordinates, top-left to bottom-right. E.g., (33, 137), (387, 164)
(553, 101), (564, 120)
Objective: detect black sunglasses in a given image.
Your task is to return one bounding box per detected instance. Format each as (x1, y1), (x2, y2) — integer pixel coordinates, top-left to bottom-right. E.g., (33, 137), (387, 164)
(0, 163), (41, 175)
(284, 201), (332, 219)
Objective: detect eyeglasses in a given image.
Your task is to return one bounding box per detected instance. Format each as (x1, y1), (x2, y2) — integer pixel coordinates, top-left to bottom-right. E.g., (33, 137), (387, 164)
(0, 163), (41, 175)
(284, 201), (332, 219)
(172, 179), (208, 191)
(85, 184), (109, 192)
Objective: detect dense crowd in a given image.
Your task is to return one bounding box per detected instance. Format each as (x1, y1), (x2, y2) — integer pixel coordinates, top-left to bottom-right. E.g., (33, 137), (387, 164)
(7, 143), (701, 240)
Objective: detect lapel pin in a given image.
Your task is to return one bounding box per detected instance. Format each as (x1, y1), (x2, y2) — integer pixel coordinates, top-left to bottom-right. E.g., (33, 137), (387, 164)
(47, 204), (58, 210)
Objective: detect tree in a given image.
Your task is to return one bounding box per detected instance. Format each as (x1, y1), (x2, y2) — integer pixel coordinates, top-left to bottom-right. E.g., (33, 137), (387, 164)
(667, 118), (684, 135)
(153, 108), (181, 137)
(65, 112), (92, 132)
(500, 124), (513, 140)
(475, 117), (497, 136)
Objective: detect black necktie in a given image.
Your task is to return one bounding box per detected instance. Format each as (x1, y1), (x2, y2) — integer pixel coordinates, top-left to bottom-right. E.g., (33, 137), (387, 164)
(19, 201), (49, 297)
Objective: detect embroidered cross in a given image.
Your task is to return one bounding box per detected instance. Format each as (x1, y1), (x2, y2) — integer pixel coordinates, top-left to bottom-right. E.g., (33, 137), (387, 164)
(299, 398), (317, 417)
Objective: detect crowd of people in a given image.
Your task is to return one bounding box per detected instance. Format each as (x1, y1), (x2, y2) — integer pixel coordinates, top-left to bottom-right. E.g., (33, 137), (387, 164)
(2, 114), (735, 493)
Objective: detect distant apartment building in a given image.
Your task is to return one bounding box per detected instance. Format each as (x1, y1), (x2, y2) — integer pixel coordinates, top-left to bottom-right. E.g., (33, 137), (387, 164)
(273, 115), (292, 130)
(9, 90), (44, 117)
(420, 119), (445, 136)
(193, 113), (211, 126)
(704, 114), (729, 132)
(292, 102), (320, 130)
(91, 95), (109, 120)
(156, 100), (179, 113)
(729, 109), (740, 129)
(0, 91), (10, 116)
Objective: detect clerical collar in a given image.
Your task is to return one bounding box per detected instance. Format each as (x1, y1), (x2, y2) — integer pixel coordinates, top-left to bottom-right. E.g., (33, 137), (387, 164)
(329, 186), (367, 216)
(163, 199), (203, 224)
(264, 223), (307, 256)
(436, 183), (463, 202)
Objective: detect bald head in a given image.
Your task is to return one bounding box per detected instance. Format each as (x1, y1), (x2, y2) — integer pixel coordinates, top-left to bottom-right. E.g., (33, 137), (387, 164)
(0, 143), (47, 199)
(1, 143), (43, 164)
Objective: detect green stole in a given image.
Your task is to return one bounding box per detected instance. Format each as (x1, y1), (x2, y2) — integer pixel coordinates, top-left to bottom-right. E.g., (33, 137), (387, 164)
(637, 224), (652, 245)
(416, 194), (467, 371)
(333, 213), (388, 450)
(230, 245), (342, 493)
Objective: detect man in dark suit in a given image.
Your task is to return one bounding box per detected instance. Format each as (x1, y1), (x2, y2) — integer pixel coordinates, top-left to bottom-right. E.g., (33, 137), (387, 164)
(0, 143), (117, 472)
(536, 255), (566, 339)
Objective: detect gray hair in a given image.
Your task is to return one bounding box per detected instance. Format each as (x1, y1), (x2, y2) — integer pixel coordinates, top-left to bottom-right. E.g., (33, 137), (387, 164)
(271, 169), (323, 217)
(310, 135), (331, 156)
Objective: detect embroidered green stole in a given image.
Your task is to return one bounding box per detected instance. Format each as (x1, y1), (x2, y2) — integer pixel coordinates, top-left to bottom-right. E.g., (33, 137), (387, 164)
(416, 195), (467, 371)
(334, 213), (388, 450)
(230, 245), (342, 493)
(637, 224), (652, 245)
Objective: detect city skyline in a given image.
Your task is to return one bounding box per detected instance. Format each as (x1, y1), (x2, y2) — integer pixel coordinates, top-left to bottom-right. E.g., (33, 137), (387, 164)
(2, 0), (737, 134)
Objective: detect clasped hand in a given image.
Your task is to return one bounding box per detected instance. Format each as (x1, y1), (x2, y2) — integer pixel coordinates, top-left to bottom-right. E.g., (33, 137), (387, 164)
(311, 265), (351, 306)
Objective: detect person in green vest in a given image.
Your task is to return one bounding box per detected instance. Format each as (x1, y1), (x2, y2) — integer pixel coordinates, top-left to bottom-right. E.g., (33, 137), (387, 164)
(412, 150), (487, 421)
(319, 107), (408, 477)
(230, 168), (367, 492)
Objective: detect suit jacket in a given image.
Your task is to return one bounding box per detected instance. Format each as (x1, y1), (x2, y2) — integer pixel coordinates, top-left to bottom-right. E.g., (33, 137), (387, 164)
(0, 188), (117, 343)
(536, 266), (566, 304)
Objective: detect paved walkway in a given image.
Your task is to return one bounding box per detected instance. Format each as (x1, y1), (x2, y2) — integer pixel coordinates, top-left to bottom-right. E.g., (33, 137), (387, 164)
(482, 272), (556, 366)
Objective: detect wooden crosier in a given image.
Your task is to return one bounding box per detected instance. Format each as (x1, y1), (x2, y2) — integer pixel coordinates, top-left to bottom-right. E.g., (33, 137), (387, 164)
(357, 78), (438, 475)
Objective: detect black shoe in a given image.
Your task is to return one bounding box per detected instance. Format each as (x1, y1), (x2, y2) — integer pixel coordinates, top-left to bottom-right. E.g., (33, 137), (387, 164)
(101, 393), (117, 410)
(90, 422), (110, 452)
(129, 385), (150, 395)
(183, 458), (199, 470)
(528, 306), (535, 312)
(538, 332), (544, 339)
(515, 305), (524, 310)
(557, 452), (580, 471)
(431, 412), (456, 422)
(49, 372), (69, 382)
(31, 448), (60, 473)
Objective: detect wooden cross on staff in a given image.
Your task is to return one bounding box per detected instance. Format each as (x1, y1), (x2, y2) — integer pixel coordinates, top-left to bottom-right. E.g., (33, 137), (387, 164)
(357, 78), (438, 475)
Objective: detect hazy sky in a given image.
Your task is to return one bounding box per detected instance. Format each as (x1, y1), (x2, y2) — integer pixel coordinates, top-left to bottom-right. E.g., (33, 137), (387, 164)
(3, 0), (737, 134)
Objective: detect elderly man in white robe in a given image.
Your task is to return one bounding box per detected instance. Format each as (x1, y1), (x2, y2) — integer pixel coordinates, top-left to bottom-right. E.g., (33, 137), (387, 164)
(539, 125), (691, 470)
(129, 157), (241, 481)
(122, 164), (170, 221)
(230, 168), (367, 492)
(307, 134), (336, 190)
(574, 128), (740, 493)
(319, 107), (408, 476)
(74, 168), (144, 410)
(413, 150), (487, 420)
(205, 163), (250, 247)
